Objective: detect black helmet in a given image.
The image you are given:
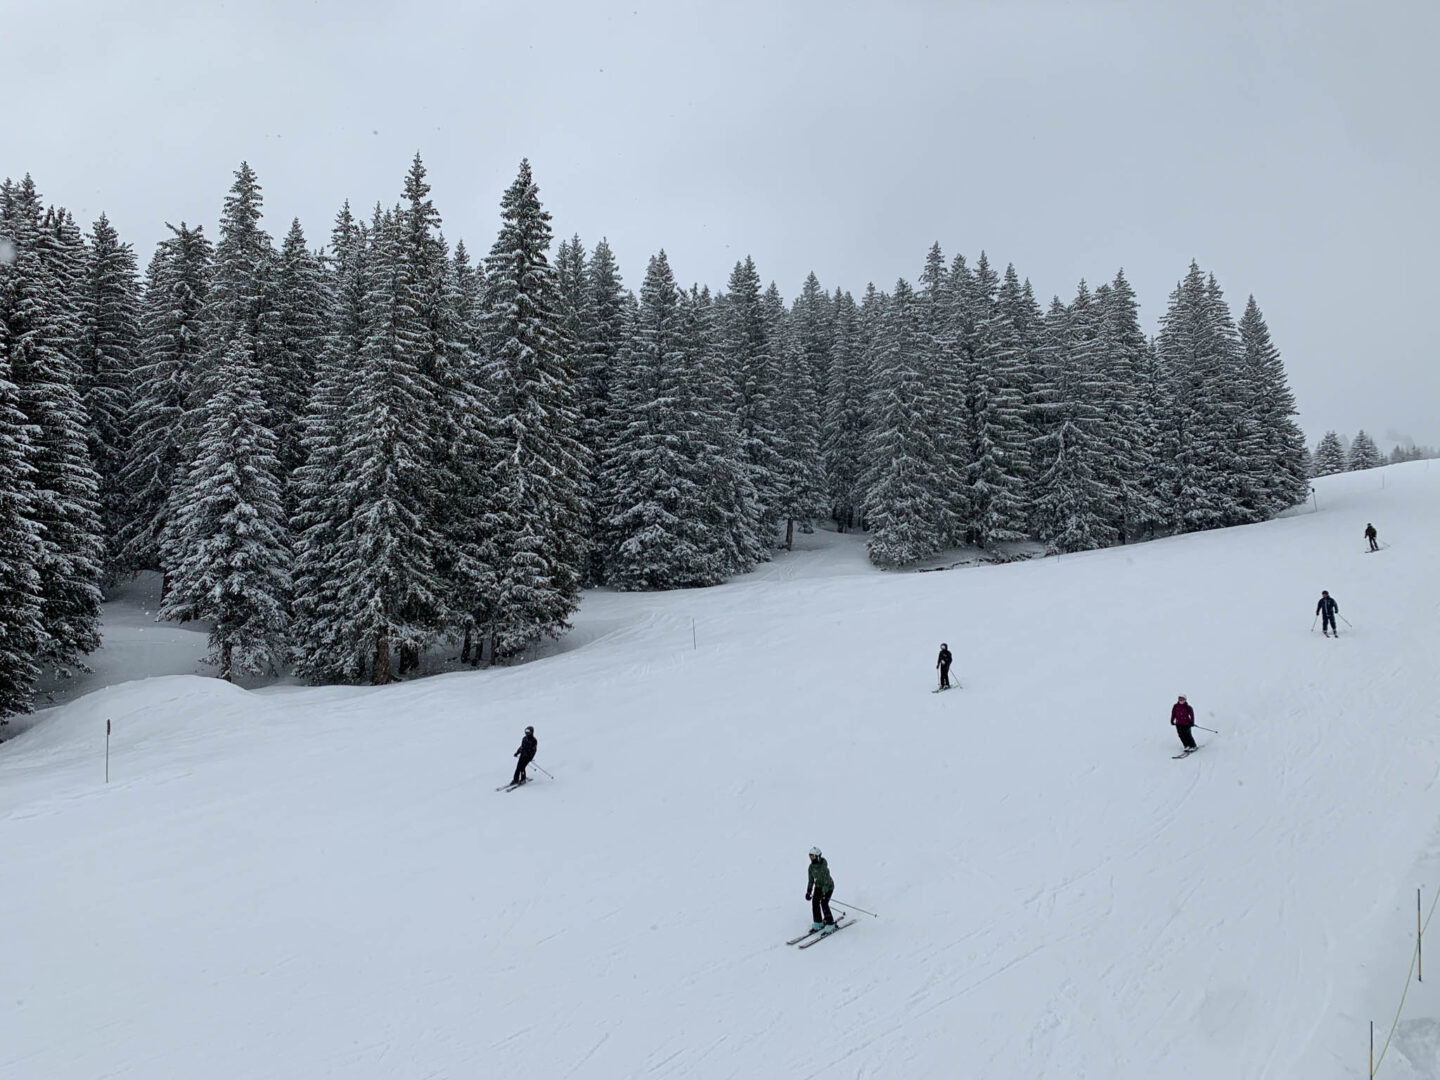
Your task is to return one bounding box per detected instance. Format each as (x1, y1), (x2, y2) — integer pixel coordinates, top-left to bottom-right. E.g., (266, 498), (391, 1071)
(525, 725), (534, 734)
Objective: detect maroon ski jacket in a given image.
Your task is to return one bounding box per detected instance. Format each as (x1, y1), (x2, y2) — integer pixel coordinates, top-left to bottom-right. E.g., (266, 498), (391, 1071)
(1171, 702), (1195, 726)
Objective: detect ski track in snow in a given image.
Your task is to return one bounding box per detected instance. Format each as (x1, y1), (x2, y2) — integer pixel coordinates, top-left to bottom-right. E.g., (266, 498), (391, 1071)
(2, 463), (1440, 1079)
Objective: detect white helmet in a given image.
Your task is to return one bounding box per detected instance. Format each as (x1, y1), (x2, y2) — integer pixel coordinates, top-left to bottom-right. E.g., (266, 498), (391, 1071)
(809, 846), (823, 857)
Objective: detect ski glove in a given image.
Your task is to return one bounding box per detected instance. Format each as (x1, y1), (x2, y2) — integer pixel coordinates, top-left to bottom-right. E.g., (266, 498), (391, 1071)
(805, 891), (812, 901)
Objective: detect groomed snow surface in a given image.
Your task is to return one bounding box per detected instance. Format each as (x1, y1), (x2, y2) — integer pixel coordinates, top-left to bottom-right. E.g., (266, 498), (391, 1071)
(4, 462), (1440, 1080)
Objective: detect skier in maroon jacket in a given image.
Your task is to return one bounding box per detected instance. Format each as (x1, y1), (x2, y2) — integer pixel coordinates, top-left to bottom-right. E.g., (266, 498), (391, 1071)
(1170, 694), (1196, 752)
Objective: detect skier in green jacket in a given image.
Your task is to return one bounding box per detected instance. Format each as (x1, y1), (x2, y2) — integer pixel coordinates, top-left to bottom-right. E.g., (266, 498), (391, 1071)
(806, 847), (837, 932)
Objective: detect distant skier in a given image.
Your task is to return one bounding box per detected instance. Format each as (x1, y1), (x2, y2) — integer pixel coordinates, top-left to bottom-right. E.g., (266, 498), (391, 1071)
(1365, 523), (1379, 552)
(1316, 590), (1340, 637)
(936, 643), (953, 690)
(1170, 694), (1197, 753)
(806, 847), (837, 933)
(512, 725), (537, 785)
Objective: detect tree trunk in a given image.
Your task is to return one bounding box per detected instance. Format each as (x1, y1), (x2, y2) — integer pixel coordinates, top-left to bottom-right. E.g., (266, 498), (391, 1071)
(372, 632), (391, 685)
(461, 626), (472, 665)
(161, 568), (173, 601)
(219, 641), (233, 683)
(785, 517), (794, 551)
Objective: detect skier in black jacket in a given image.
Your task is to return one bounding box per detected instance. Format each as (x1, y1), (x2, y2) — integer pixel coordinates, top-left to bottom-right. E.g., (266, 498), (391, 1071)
(512, 725), (538, 785)
(1365, 523), (1379, 552)
(1316, 591), (1340, 637)
(936, 643), (953, 690)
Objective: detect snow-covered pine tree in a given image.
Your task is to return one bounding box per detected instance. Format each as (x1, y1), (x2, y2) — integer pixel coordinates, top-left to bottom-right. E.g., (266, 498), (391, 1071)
(1313, 431), (1346, 475)
(272, 218), (328, 481)
(767, 282), (826, 549)
(1029, 289), (1116, 553)
(290, 203), (366, 683)
(393, 154), (466, 676)
(1091, 269), (1158, 540)
(676, 284), (765, 577)
(331, 202), (444, 684)
(118, 222), (211, 581)
(1131, 337), (1176, 539)
(822, 289), (867, 531)
(719, 256), (783, 546)
(1347, 430), (1382, 471)
(480, 160), (588, 656)
(439, 238), (497, 665)
(1201, 272), (1265, 524)
(933, 249), (971, 544)
(965, 263), (1031, 547)
(1155, 261), (1241, 531)
(791, 272), (834, 413)
(166, 163), (284, 579)
(0, 178), (104, 673)
(573, 238), (627, 586)
(1236, 295), (1309, 513)
(601, 251), (715, 588)
(555, 235), (589, 349)
(193, 163), (278, 404)
(851, 282), (890, 524)
(78, 213), (140, 578)
(158, 342), (290, 679)
(0, 193), (45, 717)
(160, 164), (291, 678)
(861, 278), (948, 566)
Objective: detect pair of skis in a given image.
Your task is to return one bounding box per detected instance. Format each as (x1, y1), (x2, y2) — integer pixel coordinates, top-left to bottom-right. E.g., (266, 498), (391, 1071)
(786, 915), (856, 948)
(1172, 744), (1202, 760)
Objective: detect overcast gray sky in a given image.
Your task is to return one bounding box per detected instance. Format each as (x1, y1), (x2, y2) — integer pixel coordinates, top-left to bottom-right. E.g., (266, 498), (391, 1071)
(8, 0), (1438, 446)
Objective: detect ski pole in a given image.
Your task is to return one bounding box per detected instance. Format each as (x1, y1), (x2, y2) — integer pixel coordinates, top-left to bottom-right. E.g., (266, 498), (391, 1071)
(530, 762), (554, 779)
(1310, 614), (1318, 632)
(1194, 725), (1220, 734)
(831, 899), (879, 918)
(1339, 614), (1354, 628)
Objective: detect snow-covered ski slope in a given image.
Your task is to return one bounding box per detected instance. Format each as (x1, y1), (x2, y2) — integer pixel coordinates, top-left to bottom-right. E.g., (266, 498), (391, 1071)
(4, 461), (1439, 1080)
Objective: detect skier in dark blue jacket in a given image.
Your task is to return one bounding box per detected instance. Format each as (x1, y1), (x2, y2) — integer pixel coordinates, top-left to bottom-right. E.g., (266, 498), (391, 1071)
(512, 726), (537, 785)
(1316, 591), (1340, 637)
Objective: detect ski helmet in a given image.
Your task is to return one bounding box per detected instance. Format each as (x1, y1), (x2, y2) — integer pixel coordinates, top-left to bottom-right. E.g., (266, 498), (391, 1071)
(525, 725), (534, 734)
(809, 846), (822, 857)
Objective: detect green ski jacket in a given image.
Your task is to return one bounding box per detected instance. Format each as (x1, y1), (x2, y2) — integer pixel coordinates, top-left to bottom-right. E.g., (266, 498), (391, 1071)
(807, 857), (834, 895)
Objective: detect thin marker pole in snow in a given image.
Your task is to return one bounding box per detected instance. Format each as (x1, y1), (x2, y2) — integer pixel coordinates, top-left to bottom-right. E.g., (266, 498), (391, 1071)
(105, 718), (110, 784)
(1419, 888), (1424, 983)
(692, 618), (696, 651)
(1370, 1019), (1374, 1078)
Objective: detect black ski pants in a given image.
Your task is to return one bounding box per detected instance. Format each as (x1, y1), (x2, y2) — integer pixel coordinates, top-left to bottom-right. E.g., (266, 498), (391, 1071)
(512, 754), (534, 785)
(1322, 612), (1337, 634)
(1368, 536), (1379, 552)
(1175, 723), (1196, 751)
(811, 889), (835, 926)
(938, 662), (951, 689)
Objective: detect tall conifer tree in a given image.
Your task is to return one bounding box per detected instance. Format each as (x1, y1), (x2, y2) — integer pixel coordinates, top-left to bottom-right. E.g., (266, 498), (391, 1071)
(862, 279), (947, 565)
(480, 160), (587, 654)
(0, 178), (104, 673)
(119, 222), (211, 579)
(79, 213), (140, 576)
